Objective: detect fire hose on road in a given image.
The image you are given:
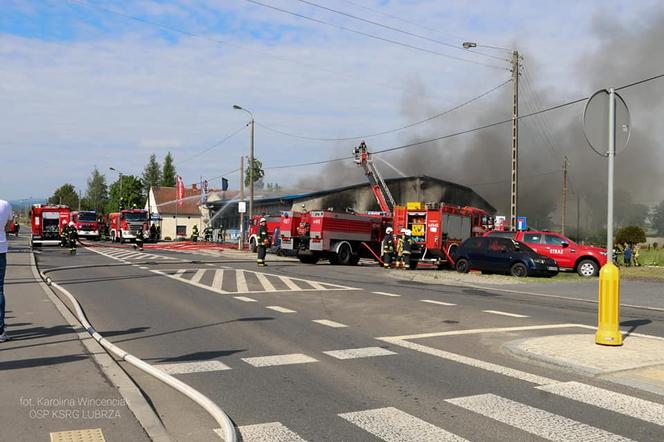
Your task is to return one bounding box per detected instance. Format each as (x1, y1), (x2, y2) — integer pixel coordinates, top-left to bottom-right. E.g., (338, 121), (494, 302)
(38, 265), (239, 442)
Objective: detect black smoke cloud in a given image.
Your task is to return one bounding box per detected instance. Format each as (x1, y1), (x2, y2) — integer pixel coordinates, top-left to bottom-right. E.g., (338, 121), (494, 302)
(298, 12), (664, 232)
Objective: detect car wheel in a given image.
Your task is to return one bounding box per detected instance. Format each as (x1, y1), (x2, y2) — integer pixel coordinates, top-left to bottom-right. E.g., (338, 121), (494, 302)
(510, 262), (528, 277)
(577, 259), (599, 277)
(456, 258), (470, 273)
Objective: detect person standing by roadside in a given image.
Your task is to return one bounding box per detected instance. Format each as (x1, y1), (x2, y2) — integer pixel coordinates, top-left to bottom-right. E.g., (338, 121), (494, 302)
(623, 243), (633, 267)
(256, 218), (269, 266)
(0, 199), (12, 342)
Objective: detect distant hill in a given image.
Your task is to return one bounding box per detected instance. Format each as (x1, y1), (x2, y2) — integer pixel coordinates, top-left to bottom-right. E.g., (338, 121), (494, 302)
(7, 198), (48, 210)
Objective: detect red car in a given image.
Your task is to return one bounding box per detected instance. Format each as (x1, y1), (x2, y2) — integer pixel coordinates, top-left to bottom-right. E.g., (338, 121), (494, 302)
(485, 230), (607, 277)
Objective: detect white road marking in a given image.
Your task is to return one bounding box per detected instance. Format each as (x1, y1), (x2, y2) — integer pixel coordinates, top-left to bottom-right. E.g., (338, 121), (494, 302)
(421, 299), (456, 306)
(174, 269), (187, 278)
(482, 310), (529, 318)
(378, 337), (556, 385)
(190, 269), (206, 284)
(324, 347), (397, 360)
(339, 407), (468, 442)
(236, 270), (249, 292)
(242, 353), (318, 367)
(266, 306), (296, 313)
(279, 276), (302, 291)
(313, 319), (348, 328)
(447, 393), (633, 442)
(255, 272), (276, 292)
(157, 360), (231, 375)
(537, 381), (664, 426)
(139, 266), (149, 270)
(372, 291), (401, 297)
(234, 296), (257, 302)
(234, 422), (307, 441)
(212, 269), (224, 290)
(308, 281), (327, 290)
(381, 323), (580, 341)
(132, 264), (139, 267)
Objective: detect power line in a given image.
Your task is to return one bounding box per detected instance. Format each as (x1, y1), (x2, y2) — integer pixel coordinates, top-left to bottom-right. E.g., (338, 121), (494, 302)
(292, 0), (508, 63)
(257, 78), (511, 141)
(65, 0), (450, 101)
(179, 124), (247, 164)
(243, 0), (506, 70)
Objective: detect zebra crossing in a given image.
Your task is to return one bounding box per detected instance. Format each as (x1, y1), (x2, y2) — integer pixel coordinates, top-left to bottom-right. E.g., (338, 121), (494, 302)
(89, 246), (179, 262)
(152, 267), (356, 294)
(232, 382), (663, 441)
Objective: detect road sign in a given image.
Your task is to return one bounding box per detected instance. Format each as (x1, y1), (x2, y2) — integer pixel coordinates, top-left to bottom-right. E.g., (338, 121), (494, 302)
(238, 201), (246, 213)
(583, 89), (631, 156)
(516, 216), (527, 231)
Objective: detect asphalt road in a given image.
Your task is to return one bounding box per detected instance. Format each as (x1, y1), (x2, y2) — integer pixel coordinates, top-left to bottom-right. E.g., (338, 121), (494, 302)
(36, 243), (664, 441)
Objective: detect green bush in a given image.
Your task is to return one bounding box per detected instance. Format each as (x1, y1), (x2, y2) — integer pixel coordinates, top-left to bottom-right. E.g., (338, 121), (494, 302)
(615, 226), (646, 245)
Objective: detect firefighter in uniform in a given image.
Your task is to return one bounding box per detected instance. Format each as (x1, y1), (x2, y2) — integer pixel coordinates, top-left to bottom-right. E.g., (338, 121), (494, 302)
(256, 218), (270, 266)
(402, 229), (413, 270)
(395, 229), (405, 269)
(382, 227), (395, 269)
(60, 221), (69, 248)
(191, 225), (199, 242)
(134, 227), (144, 251)
(66, 221), (78, 254)
(203, 225), (213, 242)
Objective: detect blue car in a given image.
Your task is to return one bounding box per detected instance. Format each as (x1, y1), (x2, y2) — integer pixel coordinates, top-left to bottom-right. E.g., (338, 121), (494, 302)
(454, 236), (559, 277)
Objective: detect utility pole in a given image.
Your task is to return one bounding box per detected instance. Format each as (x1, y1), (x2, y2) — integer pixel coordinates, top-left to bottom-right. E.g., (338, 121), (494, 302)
(561, 156), (568, 236)
(239, 155), (244, 250)
(576, 194), (581, 242)
(249, 117), (255, 222)
(78, 190), (82, 211)
(510, 50), (520, 231)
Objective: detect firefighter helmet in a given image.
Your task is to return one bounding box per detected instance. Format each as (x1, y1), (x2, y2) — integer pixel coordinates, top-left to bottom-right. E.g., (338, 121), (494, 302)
(259, 217), (266, 223)
(386, 227), (393, 234)
(69, 221), (75, 227)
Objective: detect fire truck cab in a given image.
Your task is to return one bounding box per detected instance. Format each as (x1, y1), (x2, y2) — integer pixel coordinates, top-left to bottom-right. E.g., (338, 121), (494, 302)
(109, 209), (149, 243)
(248, 214), (281, 253)
(71, 210), (100, 240)
(30, 204), (71, 247)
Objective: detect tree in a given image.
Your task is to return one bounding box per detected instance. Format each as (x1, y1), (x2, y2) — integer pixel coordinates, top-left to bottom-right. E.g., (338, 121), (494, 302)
(615, 226), (646, 245)
(84, 167), (109, 213)
(244, 158), (265, 189)
(142, 154), (162, 193)
(107, 175), (144, 212)
(161, 152), (176, 187)
(49, 184), (79, 209)
(651, 200), (664, 235)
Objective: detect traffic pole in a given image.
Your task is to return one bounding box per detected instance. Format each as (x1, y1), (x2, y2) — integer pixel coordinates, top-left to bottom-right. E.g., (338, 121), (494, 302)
(596, 88), (622, 346)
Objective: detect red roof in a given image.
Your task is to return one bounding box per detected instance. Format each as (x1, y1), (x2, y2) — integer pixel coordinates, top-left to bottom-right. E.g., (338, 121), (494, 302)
(151, 186), (205, 215)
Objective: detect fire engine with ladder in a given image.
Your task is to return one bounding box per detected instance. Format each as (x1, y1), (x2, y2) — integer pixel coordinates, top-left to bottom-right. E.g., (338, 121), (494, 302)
(353, 141), (491, 269)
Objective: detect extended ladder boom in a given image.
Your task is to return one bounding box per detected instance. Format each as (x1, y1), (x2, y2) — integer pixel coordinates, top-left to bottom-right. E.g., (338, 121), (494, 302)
(353, 141), (396, 215)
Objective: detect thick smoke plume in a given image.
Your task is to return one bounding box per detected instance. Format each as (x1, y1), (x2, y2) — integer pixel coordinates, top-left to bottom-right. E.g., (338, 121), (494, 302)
(298, 12), (664, 234)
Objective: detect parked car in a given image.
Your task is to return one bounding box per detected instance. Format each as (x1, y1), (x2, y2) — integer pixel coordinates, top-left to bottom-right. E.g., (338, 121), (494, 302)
(485, 230), (607, 277)
(454, 236), (559, 277)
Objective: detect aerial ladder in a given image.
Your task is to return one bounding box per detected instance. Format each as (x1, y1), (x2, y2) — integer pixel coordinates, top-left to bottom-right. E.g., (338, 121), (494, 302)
(353, 141), (396, 216)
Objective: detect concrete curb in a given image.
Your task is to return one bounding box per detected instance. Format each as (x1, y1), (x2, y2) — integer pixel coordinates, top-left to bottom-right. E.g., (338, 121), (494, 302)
(503, 337), (664, 397)
(30, 252), (173, 442)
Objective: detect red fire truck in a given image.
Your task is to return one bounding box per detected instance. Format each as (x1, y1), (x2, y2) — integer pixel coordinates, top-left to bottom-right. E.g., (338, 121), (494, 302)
(71, 210), (100, 240)
(247, 214), (282, 252)
(353, 142), (493, 269)
(30, 204), (71, 247)
(108, 209), (149, 243)
(280, 210), (388, 265)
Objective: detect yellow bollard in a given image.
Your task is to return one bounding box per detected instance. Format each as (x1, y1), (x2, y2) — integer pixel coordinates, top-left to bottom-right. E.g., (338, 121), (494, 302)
(595, 262), (623, 346)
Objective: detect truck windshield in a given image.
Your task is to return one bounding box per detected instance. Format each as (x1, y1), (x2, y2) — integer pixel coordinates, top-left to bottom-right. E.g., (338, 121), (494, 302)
(78, 212), (97, 222)
(124, 212), (147, 222)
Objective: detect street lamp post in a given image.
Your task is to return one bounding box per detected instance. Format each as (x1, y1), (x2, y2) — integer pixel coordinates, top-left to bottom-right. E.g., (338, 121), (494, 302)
(109, 167), (124, 211)
(233, 105), (255, 223)
(463, 42), (521, 231)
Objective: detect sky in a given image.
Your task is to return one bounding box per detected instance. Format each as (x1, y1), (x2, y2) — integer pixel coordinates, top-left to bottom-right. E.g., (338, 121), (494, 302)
(1, 0), (663, 221)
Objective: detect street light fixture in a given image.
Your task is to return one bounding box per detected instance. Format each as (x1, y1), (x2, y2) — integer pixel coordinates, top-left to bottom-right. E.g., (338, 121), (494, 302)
(232, 104), (255, 224)
(109, 167), (124, 211)
(463, 41), (521, 231)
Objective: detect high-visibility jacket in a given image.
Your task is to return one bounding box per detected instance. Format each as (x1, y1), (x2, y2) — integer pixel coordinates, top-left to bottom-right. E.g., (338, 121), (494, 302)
(383, 234), (394, 253)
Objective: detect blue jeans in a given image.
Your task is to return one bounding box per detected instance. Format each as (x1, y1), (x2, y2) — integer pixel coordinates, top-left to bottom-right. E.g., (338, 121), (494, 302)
(0, 253), (5, 334)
